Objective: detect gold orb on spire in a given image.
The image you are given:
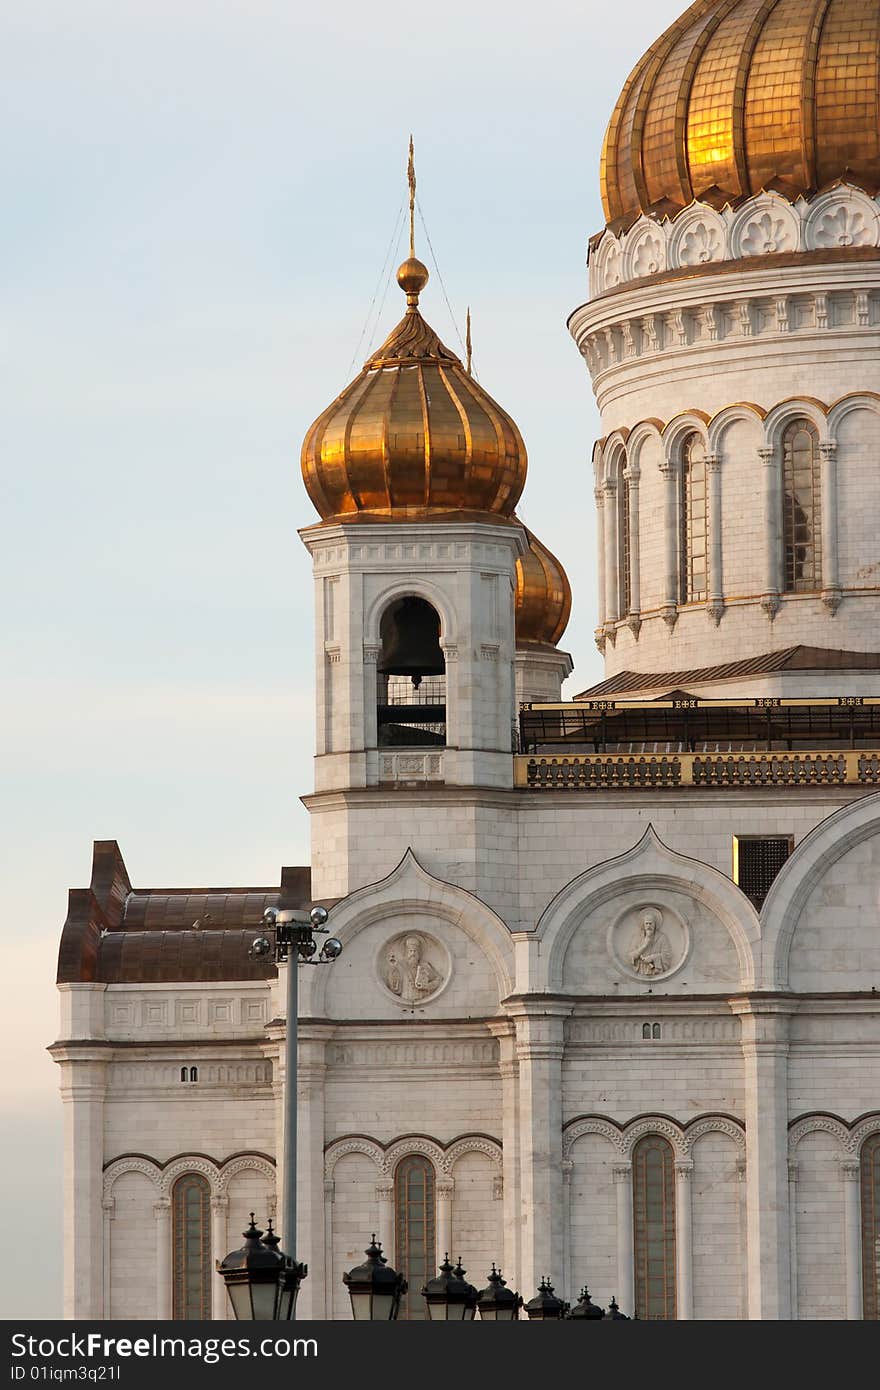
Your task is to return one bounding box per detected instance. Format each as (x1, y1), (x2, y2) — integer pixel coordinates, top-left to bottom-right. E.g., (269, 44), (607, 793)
(396, 255), (429, 304)
(601, 0), (880, 231)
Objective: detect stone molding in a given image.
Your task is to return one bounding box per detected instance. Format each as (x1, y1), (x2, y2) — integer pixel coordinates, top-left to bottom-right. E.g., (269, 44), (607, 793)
(561, 1111), (746, 1162)
(590, 186), (880, 297)
(788, 1110), (880, 1156)
(323, 1131), (502, 1180)
(101, 1151), (276, 1201)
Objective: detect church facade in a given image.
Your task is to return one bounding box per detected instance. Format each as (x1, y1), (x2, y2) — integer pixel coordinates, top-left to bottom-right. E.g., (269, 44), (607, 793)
(54, 0), (880, 1321)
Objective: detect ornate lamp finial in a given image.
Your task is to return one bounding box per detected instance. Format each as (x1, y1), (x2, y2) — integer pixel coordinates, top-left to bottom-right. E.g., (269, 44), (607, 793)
(397, 134), (429, 307)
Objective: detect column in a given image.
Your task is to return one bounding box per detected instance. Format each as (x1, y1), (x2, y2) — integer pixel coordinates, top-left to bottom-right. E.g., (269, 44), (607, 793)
(437, 1178), (455, 1262)
(154, 1197), (172, 1319)
(57, 1052), (108, 1319)
(787, 1160), (799, 1319)
(594, 486), (607, 632)
(759, 446), (781, 618)
(820, 441), (841, 612)
(841, 1158), (863, 1320)
(731, 999), (795, 1318)
(602, 480), (619, 631)
(613, 1162), (634, 1316)
(706, 453), (724, 623)
(510, 1002), (572, 1296)
(101, 1198), (114, 1320)
(211, 1195), (229, 1320)
(488, 1020), (520, 1289)
(562, 1161), (573, 1301)
(375, 1178), (395, 1258)
(660, 461), (679, 626)
(323, 1180), (336, 1320)
(296, 1027), (330, 1319)
(624, 464), (641, 633)
(674, 1160), (694, 1320)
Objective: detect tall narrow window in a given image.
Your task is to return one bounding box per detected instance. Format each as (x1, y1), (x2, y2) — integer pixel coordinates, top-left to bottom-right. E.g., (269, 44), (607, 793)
(172, 1173), (211, 1320)
(678, 433), (707, 602)
(782, 419), (822, 591)
(632, 1135), (676, 1319)
(617, 472), (631, 617)
(861, 1134), (880, 1319)
(394, 1154), (436, 1320)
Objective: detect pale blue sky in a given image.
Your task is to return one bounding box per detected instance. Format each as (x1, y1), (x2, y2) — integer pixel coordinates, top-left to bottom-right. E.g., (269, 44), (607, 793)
(1, 0), (684, 1317)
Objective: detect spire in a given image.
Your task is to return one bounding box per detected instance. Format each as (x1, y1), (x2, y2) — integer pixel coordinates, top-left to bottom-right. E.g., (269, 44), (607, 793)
(466, 306), (472, 376)
(397, 135), (429, 309)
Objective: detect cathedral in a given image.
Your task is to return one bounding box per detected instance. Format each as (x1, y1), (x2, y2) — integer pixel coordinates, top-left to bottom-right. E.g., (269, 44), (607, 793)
(54, 0), (880, 1321)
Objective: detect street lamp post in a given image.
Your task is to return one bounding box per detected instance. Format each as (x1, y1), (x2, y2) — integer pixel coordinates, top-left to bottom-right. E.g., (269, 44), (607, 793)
(216, 903), (342, 1319)
(342, 1236), (407, 1319)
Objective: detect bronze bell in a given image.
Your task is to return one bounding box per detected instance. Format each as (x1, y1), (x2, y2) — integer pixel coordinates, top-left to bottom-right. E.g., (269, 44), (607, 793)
(377, 597), (445, 688)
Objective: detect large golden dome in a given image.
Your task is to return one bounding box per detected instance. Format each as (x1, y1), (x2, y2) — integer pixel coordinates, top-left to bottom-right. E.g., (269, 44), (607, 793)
(601, 0), (880, 231)
(515, 528), (572, 646)
(301, 260), (527, 521)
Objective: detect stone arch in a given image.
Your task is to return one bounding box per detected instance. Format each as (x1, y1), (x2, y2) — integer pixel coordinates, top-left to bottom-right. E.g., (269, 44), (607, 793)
(707, 402), (766, 455)
(216, 1154), (276, 1194)
(103, 1155), (162, 1200)
(759, 789), (880, 989)
(621, 1116), (688, 1160)
(307, 848), (513, 1016)
(788, 1113), (850, 1156)
(363, 579), (457, 649)
(827, 392), (880, 438)
(662, 411), (711, 466)
(530, 825), (759, 993)
(159, 1155), (221, 1198)
(324, 1136), (385, 1180)
(382, 1136), (446, 1177)
(603, 432), (629, 485)
(562, 1116), (626, 1161)
(763, 397), (829, 450)
(681, 1114), (746, 1156)
(441, 1135), (503, 1175)
(847, 1114), (880, 1156)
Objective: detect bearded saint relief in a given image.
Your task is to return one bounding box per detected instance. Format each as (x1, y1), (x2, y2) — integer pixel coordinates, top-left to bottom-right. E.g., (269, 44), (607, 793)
(630, 908), (672, 977)
(385, 933), (443, 1003)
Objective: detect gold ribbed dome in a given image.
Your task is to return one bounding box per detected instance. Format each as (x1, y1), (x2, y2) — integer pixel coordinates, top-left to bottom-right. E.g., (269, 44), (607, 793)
(601, 0), (880, 231)
(515, 528), (572, 646)
(301, 263), (527, 521)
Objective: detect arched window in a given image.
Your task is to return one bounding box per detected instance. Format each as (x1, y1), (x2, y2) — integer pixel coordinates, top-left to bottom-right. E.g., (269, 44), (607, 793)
(617, 471), (631, 617)
(376, 597), (446, 748)
(782, 419), (822, 591)
(189, 1066), (198, 1083)
(861, 1133), (880, 1319)
(394, 1154), (436, 1320)
(632, 1135), (676, 1320)
(172, 1173), (211, 1319)
(678, 433), (707, 603)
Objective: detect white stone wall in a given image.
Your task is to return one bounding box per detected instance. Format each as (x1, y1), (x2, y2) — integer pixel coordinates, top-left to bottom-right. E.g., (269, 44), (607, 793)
(793, 1131), (847, 1319)
(691, 1132), (744, 1320)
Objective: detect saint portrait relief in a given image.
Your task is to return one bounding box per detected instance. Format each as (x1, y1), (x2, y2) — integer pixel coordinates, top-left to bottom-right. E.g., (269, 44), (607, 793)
(609, 904), (686, 981)
(382, 932), (447, 1005)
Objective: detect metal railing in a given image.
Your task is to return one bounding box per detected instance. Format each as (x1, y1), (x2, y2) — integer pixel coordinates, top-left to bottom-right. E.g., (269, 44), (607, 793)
(515, 749), (880, 790)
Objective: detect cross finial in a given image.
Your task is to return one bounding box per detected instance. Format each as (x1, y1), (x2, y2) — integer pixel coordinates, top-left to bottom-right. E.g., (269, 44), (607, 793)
(407, 134), (416, 258)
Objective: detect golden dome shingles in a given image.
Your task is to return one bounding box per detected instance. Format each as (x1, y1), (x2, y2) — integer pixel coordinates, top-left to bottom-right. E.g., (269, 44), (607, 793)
(515, 529), (572, 646)
(601, 0), (880, 230)
(301, 272), (527, 521)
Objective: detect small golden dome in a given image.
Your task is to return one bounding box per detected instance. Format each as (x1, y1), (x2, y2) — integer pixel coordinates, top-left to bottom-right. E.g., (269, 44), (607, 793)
(601, 0), (880, 231)
(301, 262), (527, 521)
(515, 527), (572, 646)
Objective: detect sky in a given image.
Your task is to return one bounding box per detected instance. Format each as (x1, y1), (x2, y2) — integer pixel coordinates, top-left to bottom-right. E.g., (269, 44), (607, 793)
(1, 0), (686, 1318)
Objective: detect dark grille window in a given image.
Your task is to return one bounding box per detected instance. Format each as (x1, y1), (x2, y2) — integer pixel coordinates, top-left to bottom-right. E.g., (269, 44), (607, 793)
(632, 1135), (676, 1320)
(394, 1155), (436, 1320)
(172, 1173), (211, 1319)
(733, 836), (793, 906)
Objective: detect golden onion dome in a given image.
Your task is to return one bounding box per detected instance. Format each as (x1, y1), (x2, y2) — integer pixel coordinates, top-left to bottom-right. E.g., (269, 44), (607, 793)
(301, 259), (527, 521)
(601, 0), (880, 231)
(515, 527), (572, 646)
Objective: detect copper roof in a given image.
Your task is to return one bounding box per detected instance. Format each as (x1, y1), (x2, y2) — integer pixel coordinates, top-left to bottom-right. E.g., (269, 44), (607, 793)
(56, 844), (315, 984)
(576, 646), (880, 698)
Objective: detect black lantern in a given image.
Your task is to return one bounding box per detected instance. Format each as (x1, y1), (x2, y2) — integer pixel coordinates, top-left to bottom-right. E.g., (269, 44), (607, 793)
(217, 1216), (307, 1320)
(524, 1276), (568, 1320)
(569, 1286), (605, 1319)
(342, 1236), (407, 1320)
(453, 1259), (479, 1320)
(475, 1264), (522, 1321)
(421, 1254), (475, 1320)
(607, 1296), (631, 1320)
